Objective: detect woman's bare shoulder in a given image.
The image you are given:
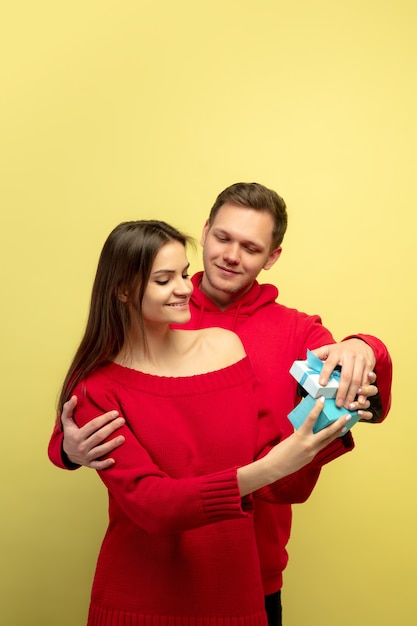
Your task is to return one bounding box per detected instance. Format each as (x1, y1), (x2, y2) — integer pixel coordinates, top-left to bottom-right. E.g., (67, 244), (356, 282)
(199, 326), (243, 344)
(173, 327), (246, 372)
(195, 327), (246, 367)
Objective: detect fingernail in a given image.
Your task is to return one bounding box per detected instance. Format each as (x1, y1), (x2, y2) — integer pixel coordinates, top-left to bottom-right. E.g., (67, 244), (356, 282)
(341, 426), (347, 433)
(345, 415), (351, 421)
(349, 403), (355, 410)
(319, 396), (325, 403)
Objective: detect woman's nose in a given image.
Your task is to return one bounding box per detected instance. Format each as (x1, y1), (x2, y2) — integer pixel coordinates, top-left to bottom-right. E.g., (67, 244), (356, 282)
(175, 277), (193, 294)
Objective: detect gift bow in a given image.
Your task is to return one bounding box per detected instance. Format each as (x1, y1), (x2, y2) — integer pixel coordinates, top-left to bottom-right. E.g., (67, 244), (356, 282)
(299, 349), (341, 388)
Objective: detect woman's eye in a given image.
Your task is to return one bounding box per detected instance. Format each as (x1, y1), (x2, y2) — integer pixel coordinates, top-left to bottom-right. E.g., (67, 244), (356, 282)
(155, 280), (169, 285)
(182, 273), (190, 279)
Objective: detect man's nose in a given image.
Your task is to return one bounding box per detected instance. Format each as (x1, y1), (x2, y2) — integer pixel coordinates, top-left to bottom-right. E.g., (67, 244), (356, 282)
(223, 243), (240, 264)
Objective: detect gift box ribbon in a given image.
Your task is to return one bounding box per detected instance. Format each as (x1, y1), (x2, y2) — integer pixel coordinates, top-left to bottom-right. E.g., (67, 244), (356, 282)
(299, 350), (341, 388)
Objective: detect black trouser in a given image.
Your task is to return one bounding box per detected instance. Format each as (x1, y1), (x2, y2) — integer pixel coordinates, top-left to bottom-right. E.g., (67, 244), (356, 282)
(264, 590), (282, 626)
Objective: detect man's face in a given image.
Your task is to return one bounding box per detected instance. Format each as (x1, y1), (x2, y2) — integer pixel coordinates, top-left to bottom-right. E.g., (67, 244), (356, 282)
(200, 202), (282, 309)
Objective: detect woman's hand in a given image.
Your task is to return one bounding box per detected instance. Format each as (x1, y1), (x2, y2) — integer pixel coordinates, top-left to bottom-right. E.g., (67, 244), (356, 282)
(264, 397), (351, 479)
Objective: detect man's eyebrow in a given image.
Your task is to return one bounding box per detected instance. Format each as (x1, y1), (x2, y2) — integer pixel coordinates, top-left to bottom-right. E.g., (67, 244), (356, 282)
(213, 228), (265, 249)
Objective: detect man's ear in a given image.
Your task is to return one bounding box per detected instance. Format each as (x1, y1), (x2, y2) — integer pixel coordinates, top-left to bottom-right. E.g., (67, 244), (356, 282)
(200, 220), (210, 246)
(263, 246), (282, 271)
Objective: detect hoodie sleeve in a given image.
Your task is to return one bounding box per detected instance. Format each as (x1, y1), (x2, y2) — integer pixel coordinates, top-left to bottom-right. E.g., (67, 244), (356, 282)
(254, 431), (355, 504)
(250, 375), (355, 505)
(291, 309), (392, 422)
(254, 432), (355, 504)
(47, 423), (80, 470)
(342, 334), (392, 422)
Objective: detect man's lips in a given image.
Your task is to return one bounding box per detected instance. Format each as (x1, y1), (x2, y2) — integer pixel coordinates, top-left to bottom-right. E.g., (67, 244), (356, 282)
(216, 264), (241, 275)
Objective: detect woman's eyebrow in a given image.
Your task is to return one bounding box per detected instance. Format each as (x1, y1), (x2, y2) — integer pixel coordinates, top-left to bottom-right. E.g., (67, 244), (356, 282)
(152, 263), (190, 276)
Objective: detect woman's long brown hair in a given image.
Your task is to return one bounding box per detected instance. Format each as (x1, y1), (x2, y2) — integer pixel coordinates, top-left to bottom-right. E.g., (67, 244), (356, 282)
(56, 220), (191, 427)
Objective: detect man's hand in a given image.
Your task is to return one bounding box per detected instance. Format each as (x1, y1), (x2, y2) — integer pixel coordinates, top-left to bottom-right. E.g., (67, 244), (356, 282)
(312, 339), (376, 409)
(61, 396), (125, 470)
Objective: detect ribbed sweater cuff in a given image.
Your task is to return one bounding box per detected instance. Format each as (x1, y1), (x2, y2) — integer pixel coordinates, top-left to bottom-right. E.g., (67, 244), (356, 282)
(200, 468), (247, 521)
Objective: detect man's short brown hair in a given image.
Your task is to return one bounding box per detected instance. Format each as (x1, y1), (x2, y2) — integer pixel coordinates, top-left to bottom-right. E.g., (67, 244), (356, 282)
(208, 182), (288, 249)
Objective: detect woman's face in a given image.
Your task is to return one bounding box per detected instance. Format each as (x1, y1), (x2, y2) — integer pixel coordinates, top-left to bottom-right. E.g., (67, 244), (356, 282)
(141, 241), (193, 326)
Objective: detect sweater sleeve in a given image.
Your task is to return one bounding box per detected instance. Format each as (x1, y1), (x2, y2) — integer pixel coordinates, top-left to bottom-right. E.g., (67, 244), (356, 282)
(73, 379), (248, 534)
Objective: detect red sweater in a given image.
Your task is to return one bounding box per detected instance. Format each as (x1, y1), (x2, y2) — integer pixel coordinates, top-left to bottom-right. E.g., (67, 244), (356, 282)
(54, 357), (353, 626)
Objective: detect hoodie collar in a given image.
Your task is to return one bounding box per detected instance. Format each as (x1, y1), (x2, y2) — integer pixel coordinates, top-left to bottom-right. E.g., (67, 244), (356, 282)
(191, 271), (278, 320)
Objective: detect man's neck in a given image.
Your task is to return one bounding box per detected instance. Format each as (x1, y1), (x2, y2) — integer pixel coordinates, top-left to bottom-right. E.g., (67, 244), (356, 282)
(199, 272), (254, 311)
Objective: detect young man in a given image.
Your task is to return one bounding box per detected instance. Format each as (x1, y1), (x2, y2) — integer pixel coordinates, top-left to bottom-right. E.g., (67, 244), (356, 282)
(48, 182), (392, 626)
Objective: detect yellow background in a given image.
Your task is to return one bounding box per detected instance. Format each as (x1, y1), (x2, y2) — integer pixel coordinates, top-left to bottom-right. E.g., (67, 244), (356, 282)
(1, 1), (415, 624)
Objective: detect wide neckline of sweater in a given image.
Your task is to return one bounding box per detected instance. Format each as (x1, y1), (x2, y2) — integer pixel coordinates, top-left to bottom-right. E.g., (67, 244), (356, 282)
(99, 356), (253, 394)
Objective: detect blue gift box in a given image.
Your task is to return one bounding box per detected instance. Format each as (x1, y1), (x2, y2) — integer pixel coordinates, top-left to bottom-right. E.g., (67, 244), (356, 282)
(288, 394), (360, 435)
(289, 350), (340, 399)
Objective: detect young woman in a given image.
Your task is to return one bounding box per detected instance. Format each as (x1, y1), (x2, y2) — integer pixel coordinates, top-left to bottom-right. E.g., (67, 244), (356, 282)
(51, 220), (352, 626)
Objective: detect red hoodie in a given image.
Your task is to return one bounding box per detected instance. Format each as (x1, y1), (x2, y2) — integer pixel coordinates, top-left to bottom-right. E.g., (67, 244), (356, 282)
(176, 272), (393, 594)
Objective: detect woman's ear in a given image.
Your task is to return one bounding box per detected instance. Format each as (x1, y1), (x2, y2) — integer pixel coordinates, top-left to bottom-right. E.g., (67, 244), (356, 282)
(117, 288), (129, 302)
